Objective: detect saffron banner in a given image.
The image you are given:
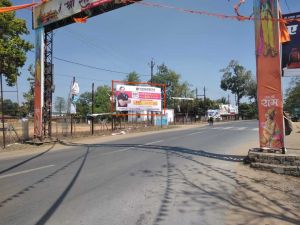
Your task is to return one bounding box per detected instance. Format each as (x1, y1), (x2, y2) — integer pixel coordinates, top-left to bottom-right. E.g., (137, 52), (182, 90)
(254, 0), (284, 149)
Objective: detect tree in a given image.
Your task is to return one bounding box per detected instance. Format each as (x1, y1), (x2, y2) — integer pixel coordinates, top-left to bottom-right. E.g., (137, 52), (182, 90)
(246, 78), (257, 104)
(1, 99), (19, 116)
(54, 97), (66, 115)
(215, 97), (228, 104)
(123, 72), (141, 83)
(22, 64), (35, 115)
(151, 63), (193, 108)
(284, 78), (300, 116)
(94, 85), (111, 113)
(220, 60), (253, 112)
(76, 92), (92, 116)
(0, 0), (33, 86)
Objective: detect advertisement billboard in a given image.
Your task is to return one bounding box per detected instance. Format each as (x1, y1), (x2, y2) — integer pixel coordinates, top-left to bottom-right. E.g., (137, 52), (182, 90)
(116, 85), (161, 112)
(33, 0), (140, 30)
(219, 104), (238, 115)
(254, 0), (284, 149)
(282, 12), (300, 77)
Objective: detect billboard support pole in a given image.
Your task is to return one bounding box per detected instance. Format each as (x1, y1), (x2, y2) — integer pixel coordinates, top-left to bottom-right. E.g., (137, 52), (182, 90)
(43, 30), (54, 138)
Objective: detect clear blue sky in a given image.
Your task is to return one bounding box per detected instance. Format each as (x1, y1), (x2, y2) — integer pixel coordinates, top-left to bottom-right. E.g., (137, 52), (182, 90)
(6, 0), (300, 105)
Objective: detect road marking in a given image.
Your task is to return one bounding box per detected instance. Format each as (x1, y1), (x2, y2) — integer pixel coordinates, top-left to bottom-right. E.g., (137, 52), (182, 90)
(236, 127), (247, 130)
(252, 128), (259, 131)
(222, 127), (233, 130)
(144, 140), (164, 145)
(185, 131), (204, 136)
(0, 165), (55, 180)
(101, 147), (136, 156)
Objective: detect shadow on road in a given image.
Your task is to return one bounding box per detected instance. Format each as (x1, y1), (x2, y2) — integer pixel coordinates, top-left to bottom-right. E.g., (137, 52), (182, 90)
(58, 141), (300, 224)
(59, 141), (245, 162)
(0, 143), (56, 175)
(0, 146), (89, 220)
(35, 147), (90, 225)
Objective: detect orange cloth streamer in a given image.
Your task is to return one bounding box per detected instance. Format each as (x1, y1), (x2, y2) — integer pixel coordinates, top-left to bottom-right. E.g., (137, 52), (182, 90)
(279, 19), (290, 43)
(0, 3), (36, 13)
(73, 16), (88, 23)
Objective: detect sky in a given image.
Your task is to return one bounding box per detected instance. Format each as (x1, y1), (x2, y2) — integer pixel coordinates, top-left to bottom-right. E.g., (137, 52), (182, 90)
(5, 0), (300, 106)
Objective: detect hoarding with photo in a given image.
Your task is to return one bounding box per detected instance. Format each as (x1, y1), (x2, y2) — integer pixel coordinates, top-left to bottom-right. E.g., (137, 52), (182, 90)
(282, 12), (300, 77)
(116, 85), (162, 112)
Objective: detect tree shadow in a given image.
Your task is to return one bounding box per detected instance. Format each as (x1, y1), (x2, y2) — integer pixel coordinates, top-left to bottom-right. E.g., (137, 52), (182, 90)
(0, 146), (89, 216)
(35, 147), (89, 225)
(59, 141), (245, 163)
(168, 151), (300, 225)
(0, 143), (56, 175)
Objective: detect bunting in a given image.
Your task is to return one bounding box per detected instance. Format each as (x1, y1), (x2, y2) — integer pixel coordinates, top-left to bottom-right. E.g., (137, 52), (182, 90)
(0, 3), (36, 13)
(73, 16), (89, 23)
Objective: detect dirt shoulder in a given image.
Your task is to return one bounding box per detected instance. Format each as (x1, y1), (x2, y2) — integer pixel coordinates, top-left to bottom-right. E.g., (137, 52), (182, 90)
(226, 122), (300, 224)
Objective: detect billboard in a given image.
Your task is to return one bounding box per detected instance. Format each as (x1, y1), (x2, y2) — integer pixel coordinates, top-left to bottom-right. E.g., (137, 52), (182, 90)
(116, 85), (161, 112)
(33, 0), (140, 30)
(219, 104), (238, 115)
(282, 12), (300, 77)
(254, 0), (284, 149)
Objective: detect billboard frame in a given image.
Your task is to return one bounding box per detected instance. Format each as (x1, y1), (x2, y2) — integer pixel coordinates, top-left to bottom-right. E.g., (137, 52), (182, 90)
(111, 80), (167, 117)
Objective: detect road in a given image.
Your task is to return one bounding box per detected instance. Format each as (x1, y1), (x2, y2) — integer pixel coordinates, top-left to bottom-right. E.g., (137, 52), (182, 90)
(0, 120), (298, 225)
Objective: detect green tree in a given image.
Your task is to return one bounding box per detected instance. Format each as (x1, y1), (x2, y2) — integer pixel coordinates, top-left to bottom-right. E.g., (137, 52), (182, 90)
(0, 0), (33, 86)
(54, 97), (66, 115)
(215, 97), (228, 104)
(284, 78), (300, 115)
(22, 64), (35, 115)
(246, 78), (257, 104)
(239, 102), (258, 119)
(220, 60), (253, 112)
(76, 92), (92, 116)
(151, 63), (193, 108)
(123, 71), (141, 83)
(94, 85), (111, 113)
(1, 99), (19, 116)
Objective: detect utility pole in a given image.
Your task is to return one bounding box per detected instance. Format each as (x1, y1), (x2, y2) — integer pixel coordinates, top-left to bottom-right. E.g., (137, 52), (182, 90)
(0, 74), (5, 148)
(91, 82), (94, 135)
(195, 86), (206, 100)
(70, 76), (75, 136)
(228, 94), (230, 104)
(149, 58), (155, 83)
(148, 59), (155, 124)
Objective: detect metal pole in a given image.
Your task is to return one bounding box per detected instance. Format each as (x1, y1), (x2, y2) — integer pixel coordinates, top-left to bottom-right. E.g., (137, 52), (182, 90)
(71, 77), (75, 136)
(91, 82), (94, 135)
(0, 74), (5, 148)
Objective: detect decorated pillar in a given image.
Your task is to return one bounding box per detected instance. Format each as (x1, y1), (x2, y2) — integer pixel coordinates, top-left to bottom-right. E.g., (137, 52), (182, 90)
(253, 0), (285, 151)
(34, 27), (45, 139)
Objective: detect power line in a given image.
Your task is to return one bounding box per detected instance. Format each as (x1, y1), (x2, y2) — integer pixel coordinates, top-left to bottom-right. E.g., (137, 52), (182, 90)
(53, 56), (149, 77)
(28, 50), (150, 77)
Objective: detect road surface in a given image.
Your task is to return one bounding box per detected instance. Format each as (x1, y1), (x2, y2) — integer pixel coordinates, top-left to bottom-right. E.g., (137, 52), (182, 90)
(0, 120), (299, 225)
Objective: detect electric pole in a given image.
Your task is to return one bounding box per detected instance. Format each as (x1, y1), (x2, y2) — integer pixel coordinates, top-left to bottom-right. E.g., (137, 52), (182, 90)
(149, 58), (155, 83)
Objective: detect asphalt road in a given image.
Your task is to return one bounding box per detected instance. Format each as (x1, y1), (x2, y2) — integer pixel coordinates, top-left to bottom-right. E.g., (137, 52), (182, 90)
(0, 120), (260, 225)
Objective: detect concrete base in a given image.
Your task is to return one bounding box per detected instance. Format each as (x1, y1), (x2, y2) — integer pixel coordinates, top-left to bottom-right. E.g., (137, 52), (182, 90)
(246, 148), (300, 177)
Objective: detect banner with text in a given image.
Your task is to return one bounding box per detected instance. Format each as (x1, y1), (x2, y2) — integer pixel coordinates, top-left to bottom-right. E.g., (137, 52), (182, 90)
(254, 0), (284, 149)
(116, 85), (161, 112)
(282, 12), (300, 77)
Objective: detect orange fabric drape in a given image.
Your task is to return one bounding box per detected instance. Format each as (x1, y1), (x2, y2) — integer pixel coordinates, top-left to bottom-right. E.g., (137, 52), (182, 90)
(0, 3), (37, 13)
(73, 16), (88, 23)
(280, 19), (291, 43)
